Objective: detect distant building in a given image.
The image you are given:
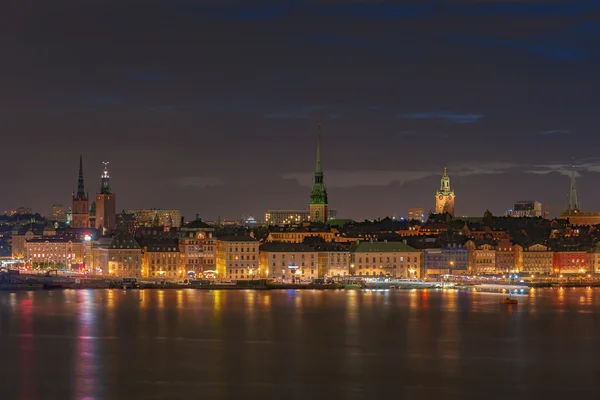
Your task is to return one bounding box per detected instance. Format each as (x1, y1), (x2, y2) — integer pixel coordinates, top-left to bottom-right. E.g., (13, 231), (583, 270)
(316, 243), (351, 278)
(265, 210), (310, 225)
(71, 156), (90, 229)
(507, 201), (543, 218)
(408, 208), (424, 222)
(265, 209), (337, 225)
(127, 209), (182, 228)
(266, 226), (336, 243)
(216, 236), (259, 280)
(95, 162), (117, 230)
(15, 207), (33, 215)
(309, 124), (329, 223)
(435, 168), (455, 216)
(350, 241), (421, 278)
(50, 204), (67, 223)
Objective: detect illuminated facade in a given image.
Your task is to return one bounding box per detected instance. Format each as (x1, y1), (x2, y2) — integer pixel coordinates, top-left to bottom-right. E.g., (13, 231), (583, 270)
(266, 230), (336, 243)
(138, 239), (180, 278)
(318, 248), (350, 277)
(350, 241), (421, 278)
(466, 241), (496, 274)
(521, 244), (553, 274)
(216, 236), (259, 280)
(434, 167), (455, 216)
(95, 162), (117, 230)
(11, 229), (37, 259)
(50, 204), (67, 223)
(507, 201), (542, 218)
(71, 156), (90, 228)
(24, 238), (85, 269)
(408, 208), (425, 222)
(179, 217), (215, 276)
(93, 235), (142, 277)
(309, 124), (329, 222)
(259, 243), (319, 281)
(265, 210), (310, 225)
(553, 250), (590, 274)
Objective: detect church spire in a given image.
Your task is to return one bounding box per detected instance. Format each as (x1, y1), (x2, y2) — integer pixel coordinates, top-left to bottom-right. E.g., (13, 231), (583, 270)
(75, 155), (87, 200)
(568, 158), (580, 212)
(316, 122), (322, 174)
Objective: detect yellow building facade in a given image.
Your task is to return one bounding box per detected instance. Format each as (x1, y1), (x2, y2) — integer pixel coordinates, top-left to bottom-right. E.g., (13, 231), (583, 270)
(351, 241), (421, 278)
(216, 236), (260, 280)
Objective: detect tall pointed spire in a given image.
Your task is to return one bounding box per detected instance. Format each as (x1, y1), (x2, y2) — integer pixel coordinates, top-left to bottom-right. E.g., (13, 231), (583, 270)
(76, 155), (87, 200)
(316, 122), (322, 174)
(309, 123), (328, 222)
(568, 158), (580, 212)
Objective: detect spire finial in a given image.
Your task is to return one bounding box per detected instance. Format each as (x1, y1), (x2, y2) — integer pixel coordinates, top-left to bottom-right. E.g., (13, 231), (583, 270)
(100, 161), (112, 194)
(316, 122), (322, 174)
(76, 155), (86, 200)
(568, 157), (580, 212)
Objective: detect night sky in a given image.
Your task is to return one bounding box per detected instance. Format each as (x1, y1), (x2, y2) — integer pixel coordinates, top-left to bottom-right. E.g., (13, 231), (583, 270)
(2, 0), (600, 221)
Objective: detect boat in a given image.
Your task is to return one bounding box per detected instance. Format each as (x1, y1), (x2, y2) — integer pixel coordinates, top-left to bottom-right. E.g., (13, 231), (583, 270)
(499, 297), (518, 305)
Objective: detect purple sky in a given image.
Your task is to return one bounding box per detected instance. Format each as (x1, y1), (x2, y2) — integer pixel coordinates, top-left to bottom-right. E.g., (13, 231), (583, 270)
(2, 0), (600, 220)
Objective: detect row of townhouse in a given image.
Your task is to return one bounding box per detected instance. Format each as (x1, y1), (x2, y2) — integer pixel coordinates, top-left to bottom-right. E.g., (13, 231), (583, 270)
(217, 237), (423, 280)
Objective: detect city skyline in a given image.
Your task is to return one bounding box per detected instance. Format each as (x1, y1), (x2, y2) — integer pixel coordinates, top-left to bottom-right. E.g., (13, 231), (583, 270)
(3, 1), (600, 219)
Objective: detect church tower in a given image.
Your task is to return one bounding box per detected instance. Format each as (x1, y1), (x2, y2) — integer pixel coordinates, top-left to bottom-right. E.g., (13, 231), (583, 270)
(71, 155), (90, 228)
(309, 124), (329, 222)
(435, 167), (455, 217)
(95, 162), (117, 230)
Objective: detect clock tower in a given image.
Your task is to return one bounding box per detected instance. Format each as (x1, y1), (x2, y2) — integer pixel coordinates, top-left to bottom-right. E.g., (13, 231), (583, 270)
(309, 124), (329, 223)
(435, 167), (455, 217)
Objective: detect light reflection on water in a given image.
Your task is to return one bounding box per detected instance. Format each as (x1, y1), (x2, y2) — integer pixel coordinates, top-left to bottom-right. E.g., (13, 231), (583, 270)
(2, 288), (600, 399)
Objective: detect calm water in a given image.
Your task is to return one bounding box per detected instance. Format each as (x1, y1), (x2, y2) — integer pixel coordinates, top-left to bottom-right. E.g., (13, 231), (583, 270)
(1, 288), (599, 399)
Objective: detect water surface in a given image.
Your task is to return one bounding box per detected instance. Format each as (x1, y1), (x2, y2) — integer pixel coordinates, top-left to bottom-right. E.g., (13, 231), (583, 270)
(1, 288), (599, 399)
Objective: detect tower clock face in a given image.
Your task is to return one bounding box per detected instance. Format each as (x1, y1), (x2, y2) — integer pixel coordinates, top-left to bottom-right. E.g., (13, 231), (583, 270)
(439, 195), (443, 200)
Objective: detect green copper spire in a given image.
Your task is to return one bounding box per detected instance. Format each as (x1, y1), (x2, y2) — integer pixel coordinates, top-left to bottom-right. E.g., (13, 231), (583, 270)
(310, 123), (328, 205)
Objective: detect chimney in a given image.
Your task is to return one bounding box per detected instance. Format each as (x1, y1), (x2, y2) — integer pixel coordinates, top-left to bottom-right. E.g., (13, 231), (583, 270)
(196, 214), (200, 221)
(180, 216), (184, 226)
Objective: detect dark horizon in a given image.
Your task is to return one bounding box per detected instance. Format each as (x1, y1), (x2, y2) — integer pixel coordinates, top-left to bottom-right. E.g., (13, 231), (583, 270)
(2, 1), (600, 220)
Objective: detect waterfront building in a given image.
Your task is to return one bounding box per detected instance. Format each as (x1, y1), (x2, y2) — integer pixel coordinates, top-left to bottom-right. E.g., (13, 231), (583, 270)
(407, 208), (425, 222)
(507, 201), (543, 218)
(495, 237), (518, 273)
(309, 124), (329, 222)
(93, 235), (142, 277)
(137, 238), (180, 279)
(50, 204), (67, 223)
(178, 216), (216, 276)
(95, 162), (116, 230)
(350, 241), (422, 278)
(521, 244), (554, 275)
(127, 209), (182, 228)
(423, 243), (469, 276)
(434, 167), (455, 216)
(11, 228), (38, 259)
(588, 242), (600, 274)
(216, 236), (259, 280)
(553, 249), (590, 274)
(466, 240), (496, 274)
(24, 237), (85, 270)
(316, 243), (350, 278)
(71, 156), (90, 228)
(259, 242), (319, 281)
